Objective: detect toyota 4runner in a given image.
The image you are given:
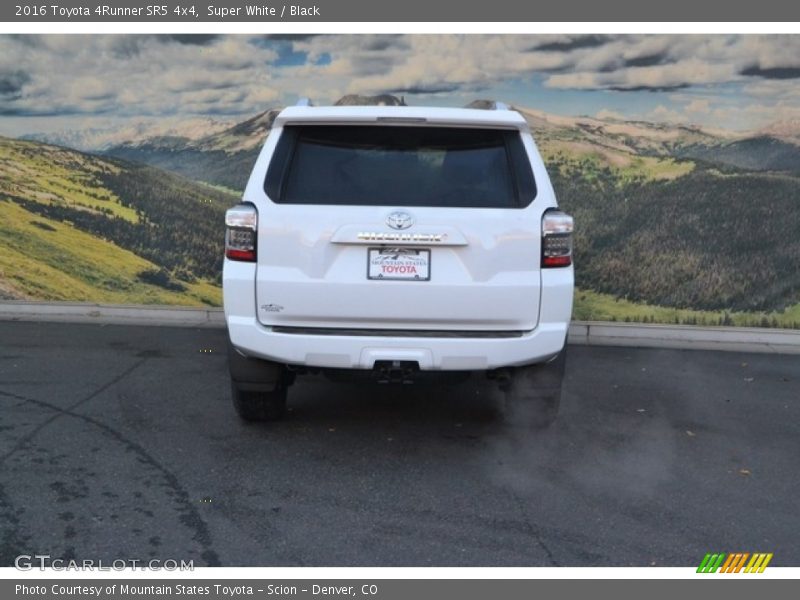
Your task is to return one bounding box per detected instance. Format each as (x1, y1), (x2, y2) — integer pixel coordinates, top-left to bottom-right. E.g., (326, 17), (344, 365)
(223, 100), (574, 427)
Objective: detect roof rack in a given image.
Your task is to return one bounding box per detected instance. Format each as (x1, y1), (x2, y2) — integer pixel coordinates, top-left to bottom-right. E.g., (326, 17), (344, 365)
(295, 97), (510, 110)
(464, 100), (512, 111)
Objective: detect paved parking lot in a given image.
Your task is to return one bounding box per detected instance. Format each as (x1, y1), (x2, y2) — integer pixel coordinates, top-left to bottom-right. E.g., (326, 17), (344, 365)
(1, 321), (798, 566)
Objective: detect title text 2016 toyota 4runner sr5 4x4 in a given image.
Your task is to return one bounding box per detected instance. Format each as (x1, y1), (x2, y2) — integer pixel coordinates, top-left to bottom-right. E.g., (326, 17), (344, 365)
(223, 100), (574, 427)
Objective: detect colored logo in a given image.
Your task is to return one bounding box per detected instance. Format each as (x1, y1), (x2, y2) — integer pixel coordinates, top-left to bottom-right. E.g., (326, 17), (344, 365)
(697, 553), (773, 573)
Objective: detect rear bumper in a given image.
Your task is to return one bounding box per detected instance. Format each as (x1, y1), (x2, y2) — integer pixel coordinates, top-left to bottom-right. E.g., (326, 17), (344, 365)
(223, 258), (573, 371)
(226, 316), (569, 370)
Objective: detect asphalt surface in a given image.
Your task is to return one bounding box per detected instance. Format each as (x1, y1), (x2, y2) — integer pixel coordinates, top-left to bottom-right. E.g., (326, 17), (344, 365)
(0, 321), (798, 567)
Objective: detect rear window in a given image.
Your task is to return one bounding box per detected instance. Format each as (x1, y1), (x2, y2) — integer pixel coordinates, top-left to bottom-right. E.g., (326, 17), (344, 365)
(265, 125), (536, 208)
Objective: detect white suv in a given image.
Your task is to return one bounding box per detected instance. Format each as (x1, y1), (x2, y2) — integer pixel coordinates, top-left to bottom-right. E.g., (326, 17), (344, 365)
(223, 100), (574, 427)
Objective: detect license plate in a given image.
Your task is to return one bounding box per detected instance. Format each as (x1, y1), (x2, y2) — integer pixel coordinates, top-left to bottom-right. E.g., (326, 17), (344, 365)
(367, 247), (430, 281)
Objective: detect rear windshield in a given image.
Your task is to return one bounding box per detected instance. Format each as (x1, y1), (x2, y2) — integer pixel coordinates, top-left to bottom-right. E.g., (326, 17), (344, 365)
(265, 125), (536, 208)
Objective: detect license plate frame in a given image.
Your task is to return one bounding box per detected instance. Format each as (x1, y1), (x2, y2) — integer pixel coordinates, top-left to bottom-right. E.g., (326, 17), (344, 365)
(367, 247), (431, 281)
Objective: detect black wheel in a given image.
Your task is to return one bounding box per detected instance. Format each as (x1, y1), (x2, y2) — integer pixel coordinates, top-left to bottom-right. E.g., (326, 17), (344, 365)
(504, 347), (566, 429)
(231, 381), (288, 422)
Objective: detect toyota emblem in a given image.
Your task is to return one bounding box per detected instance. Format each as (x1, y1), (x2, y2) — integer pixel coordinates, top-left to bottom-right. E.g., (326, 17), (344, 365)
(386, 211), (414, 230)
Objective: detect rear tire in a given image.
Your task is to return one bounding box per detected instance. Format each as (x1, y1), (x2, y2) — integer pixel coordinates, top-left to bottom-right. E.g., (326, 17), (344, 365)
(504, 347), (566, 429)
(231, 381), (288, 422)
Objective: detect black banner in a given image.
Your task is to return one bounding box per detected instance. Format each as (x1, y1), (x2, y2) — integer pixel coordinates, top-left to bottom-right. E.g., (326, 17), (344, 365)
(4, 0), (800, 22)
(4, 579), (798, 600)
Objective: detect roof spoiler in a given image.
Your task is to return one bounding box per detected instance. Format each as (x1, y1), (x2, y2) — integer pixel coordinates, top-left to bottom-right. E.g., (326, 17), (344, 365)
(296, 97), (313, 107)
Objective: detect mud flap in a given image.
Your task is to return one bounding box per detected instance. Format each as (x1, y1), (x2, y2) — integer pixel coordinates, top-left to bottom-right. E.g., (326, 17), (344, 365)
(227, 337), (284, 392)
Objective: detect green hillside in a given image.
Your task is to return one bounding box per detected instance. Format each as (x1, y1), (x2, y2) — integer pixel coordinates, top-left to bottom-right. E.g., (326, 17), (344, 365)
(573, 288), (800, 329)
(105, 109), (279, 191)
(106, 146), (258, 192)
(676, 137), (800, 173)
(0, 137), (227, 305)
(552, 164), (800, 313)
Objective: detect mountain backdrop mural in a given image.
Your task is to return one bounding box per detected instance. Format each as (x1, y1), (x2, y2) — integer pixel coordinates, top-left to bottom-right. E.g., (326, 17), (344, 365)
(1, 34), (799, 327)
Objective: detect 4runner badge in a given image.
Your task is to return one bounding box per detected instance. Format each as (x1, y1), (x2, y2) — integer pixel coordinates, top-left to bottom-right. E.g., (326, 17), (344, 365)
(386, 211), (415, 230)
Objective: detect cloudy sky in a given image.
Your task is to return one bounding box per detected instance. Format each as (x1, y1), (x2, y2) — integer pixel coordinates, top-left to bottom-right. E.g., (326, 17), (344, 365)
(2, 34), (800, 138)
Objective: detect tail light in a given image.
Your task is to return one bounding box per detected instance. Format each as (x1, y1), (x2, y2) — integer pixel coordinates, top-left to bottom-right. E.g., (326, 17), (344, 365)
(542, 210), (574, 268)
(225, 204), (258, 262)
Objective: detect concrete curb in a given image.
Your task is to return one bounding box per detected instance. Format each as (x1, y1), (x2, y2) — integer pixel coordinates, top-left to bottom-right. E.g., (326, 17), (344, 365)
(0, 301), (225, 328)
(568, 321), (800, 355)
(1, 301), (799, 354)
